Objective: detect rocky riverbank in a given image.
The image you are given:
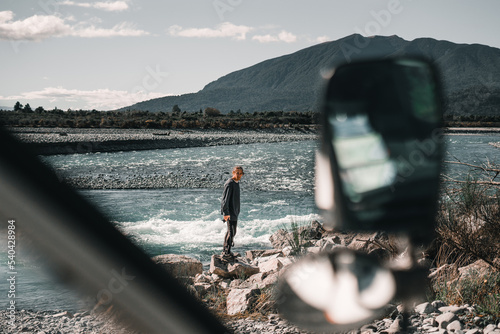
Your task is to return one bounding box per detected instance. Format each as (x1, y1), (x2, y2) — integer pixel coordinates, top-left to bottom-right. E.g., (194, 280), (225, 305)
(155, 221), (499, 334)
(3, 304), (500, 334)
(7, 127), (318, 155)
(2, 221), (499, 333)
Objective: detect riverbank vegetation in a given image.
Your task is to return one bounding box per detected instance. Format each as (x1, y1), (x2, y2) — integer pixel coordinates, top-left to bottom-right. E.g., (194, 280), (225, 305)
(0, 105), (319, 130)
(2, 103), (500, 129)
(430, 161), (500, 320)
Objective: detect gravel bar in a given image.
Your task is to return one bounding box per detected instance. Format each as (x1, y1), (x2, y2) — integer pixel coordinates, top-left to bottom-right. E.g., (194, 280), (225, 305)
(8, 127), (318, 155)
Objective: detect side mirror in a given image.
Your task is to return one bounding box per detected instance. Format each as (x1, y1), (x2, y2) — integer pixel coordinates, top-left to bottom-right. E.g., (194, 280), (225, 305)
(316, 58), (443, 237)
(277, 58), (443, 332)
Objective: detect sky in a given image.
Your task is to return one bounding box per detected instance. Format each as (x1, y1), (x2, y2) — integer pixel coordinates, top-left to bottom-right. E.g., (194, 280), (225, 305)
(1, 0), (499, 111)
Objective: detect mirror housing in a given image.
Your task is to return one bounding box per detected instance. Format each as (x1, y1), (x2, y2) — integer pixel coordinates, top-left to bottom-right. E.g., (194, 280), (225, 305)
(316, 58), (443, 237)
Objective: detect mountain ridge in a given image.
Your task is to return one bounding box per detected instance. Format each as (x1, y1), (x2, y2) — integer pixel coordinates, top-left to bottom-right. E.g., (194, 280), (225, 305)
(119, 34), (500, 116)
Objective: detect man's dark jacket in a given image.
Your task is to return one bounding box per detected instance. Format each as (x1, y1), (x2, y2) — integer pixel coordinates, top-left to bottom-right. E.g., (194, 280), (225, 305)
(221, 178), (240, 220)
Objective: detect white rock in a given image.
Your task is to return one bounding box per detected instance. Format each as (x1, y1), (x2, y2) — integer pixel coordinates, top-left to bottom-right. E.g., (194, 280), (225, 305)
(152, 254), (203, 277)
(52, 311), (73, 318)
(258, 258), (283, 273)
(447, 320), (463, 332)
(436, 312), (459, 329)
(484, 324), (500, 334)
(415, 302), (437, 314)
(226, 288), (260, 315)
(439, 306), (468, 315)
(282, 246), (293, 256)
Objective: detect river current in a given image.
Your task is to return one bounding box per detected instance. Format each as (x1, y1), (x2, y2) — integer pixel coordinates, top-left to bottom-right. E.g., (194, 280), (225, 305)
(1, 133), (500, 311)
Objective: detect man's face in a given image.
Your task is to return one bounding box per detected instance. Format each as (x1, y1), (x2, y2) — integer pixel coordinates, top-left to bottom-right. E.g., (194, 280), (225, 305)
(232, 168), (244, 182)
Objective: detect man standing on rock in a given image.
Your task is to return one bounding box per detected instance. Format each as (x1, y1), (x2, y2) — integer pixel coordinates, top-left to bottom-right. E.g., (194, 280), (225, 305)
(221, 166), (244, 258)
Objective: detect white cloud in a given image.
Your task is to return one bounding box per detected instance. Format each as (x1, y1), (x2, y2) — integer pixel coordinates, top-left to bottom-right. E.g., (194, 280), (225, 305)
(252, 34), (278, 43)
(277, 30), (297, 43)
(168, 22), (253, 41)
(60, 1), (129, 12)
(0, 10), (14, 23)
(73, 22), (148, 38)
(315, 35), (330, 43)
(168, 23), (300, 44)
(0, 11), (148, 41)
(252, 30), (297, 43)
(0, 87), (166, 110)
(0, 11), (71, 41)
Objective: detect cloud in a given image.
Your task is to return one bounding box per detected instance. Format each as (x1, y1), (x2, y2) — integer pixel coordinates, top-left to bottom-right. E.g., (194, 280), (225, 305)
(73, 22), (148, 38)
(252, 30), (297, 43)
(60, 1), (129, 12)
(0, 11), (148, 41)
(168, 22), (253, 41)
(315, 35), (330, 43)
(251, 34), (277, 43)
(0, 11), (71, 41)
(168, 23), (300, 43)
(0, 87), (166, 110)
(277, 30), (297, 43)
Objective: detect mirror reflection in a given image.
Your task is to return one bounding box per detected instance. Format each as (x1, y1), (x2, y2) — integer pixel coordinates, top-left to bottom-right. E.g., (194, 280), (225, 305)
(329, 106), (397, 201)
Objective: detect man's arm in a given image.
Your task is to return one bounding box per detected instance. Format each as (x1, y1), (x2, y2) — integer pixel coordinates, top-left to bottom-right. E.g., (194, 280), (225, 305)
(221, 181), (233, 220)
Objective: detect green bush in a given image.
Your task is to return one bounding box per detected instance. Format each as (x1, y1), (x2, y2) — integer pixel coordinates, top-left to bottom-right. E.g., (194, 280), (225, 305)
(431, 269), (500, 321)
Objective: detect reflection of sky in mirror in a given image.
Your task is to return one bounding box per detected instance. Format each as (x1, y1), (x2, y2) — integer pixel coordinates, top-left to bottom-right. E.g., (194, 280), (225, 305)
(329, 113), (372, 138)
(328, 110), (397, 197)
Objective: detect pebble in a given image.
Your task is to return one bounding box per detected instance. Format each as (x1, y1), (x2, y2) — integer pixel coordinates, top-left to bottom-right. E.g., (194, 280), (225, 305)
(2, 301), (499, 333)
(224, 301), (500, 334)
(0, 309), (132, 334)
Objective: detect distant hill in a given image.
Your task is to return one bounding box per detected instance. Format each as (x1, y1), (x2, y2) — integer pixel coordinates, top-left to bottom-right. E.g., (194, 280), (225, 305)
(119, 34), (500, 117)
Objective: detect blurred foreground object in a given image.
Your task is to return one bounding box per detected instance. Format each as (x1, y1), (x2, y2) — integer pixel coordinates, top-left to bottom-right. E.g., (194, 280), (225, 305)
(278, 57), (444, 332)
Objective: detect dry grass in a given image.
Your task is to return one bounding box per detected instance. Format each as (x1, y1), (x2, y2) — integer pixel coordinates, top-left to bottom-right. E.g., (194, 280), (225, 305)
(430, 175), (500, 321)
(435, 177), (500, 270)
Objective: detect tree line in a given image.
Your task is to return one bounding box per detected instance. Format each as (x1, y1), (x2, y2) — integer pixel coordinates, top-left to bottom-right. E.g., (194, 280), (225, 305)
(0, 103), (319, 130)
(2, 101), (499, 129)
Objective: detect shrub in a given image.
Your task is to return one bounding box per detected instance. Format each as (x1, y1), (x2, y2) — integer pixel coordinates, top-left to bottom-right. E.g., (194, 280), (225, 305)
(431, 170), (500, 321)
(431, 269), (500, 321)
(204, 107), (221, 117)
(436, 176), (500, 270)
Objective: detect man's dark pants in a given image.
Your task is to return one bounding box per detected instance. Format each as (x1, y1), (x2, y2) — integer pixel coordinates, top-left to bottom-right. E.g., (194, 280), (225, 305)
(223, 220), (237, 254)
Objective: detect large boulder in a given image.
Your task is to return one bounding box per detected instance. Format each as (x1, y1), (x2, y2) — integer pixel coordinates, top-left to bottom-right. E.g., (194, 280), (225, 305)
(258, 258), (284, 273)
(458, 259), (492, 281)
(209, 255), (259, 279)
(151, 254), (202, 277)
(226, 288), (260, 315)
(257, 257), (292, 274)
(246, 249), (282, 262)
